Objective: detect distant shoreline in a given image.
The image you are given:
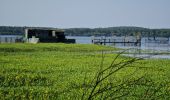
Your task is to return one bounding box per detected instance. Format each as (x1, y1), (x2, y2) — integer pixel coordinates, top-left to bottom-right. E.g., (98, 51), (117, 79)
(0, 26), (170, 37)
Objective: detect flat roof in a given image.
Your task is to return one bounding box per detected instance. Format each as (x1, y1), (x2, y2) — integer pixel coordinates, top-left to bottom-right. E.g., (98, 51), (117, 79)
(25, 27), (64, 32)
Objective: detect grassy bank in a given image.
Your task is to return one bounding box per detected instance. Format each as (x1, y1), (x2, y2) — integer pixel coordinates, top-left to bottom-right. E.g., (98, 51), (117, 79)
(0, 43), (170, 99)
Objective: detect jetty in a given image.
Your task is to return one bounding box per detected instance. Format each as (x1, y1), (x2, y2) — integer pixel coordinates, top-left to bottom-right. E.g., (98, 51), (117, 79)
(91, 36), (141, 46)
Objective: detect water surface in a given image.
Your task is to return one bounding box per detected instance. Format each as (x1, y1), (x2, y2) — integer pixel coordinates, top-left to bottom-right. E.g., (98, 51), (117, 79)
(66, 36), (170, 59)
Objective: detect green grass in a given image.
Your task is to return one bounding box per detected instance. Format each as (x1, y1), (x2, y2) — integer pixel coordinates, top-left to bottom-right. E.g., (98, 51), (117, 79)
(0, 43), (170, 99)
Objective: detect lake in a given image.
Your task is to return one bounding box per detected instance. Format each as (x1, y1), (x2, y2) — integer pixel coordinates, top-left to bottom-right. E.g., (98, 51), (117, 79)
(66, 36), (170, 59)
(0, 35), (23, 43)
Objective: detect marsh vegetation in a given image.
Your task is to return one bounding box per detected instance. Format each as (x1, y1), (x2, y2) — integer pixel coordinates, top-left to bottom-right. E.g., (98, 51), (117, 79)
(0, 43), (170, 99)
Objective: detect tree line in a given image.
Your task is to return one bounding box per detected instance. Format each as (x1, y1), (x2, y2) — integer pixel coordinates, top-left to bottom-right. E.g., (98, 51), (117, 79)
(65, 27), (170, 37)
(0, 26), (170, 37)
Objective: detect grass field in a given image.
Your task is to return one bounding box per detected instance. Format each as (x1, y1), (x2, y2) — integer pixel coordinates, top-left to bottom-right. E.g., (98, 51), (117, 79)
(0, 43), (170, 99)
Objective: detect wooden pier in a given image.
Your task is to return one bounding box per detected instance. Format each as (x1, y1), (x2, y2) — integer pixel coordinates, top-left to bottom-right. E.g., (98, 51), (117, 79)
(92, 37), (141, 46)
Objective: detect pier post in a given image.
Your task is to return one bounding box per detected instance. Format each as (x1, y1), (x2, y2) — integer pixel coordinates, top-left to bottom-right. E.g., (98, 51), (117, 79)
(100, 42), (102, 45)
(91, 36), (94, 44)
(25, 29), (28, 42)
(104, 39), (106, 45)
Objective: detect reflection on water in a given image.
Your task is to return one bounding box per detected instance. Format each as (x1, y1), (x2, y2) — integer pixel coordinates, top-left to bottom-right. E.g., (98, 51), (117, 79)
(67, 36), (170, 59)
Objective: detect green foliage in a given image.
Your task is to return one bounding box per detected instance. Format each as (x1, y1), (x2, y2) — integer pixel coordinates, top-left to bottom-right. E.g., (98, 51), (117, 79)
(0, 43), (170, 99)
(1, 26), (170, 37)
(65, 27), (170, 37)
(80, 52), (170, 99)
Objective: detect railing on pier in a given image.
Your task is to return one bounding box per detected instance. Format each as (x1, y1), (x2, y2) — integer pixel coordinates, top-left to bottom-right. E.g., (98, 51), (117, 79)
(91, 36), (141, 46)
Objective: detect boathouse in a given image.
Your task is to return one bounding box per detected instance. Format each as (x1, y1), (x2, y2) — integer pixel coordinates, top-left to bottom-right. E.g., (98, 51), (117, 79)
(24, 28), (75, 43)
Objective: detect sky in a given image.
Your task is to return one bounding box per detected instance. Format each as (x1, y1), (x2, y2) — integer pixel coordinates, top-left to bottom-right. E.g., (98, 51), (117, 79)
(0, 0), (170, 28)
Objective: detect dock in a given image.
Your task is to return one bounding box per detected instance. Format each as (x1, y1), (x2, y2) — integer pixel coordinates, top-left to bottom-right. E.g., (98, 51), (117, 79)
(91, 36), (141, 46)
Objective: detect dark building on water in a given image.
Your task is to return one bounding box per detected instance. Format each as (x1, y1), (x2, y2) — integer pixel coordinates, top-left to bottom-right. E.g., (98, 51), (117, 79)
(0, 27), (75, 43)
(25, 28), (75, 43)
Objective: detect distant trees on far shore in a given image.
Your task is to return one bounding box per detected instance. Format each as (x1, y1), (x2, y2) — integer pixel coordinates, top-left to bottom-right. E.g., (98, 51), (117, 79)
(0, 26), (170, 37)
(65, 27), (170, 37)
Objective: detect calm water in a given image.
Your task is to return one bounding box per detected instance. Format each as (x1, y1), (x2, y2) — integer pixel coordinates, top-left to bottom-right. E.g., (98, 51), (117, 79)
(0, 35), (23, 43)
(66, 36), (92, 44)
(67, 36), (170, 59)
(0, 35), (22, 37)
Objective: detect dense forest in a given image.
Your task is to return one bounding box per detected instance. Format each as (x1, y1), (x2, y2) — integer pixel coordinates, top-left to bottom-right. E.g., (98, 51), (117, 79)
(65, 27), (170, 37)
(0, 26), (170, 37)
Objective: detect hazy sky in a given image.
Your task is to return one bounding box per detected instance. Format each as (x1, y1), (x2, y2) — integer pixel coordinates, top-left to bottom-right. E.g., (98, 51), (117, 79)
(0, 0), (170, 28)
